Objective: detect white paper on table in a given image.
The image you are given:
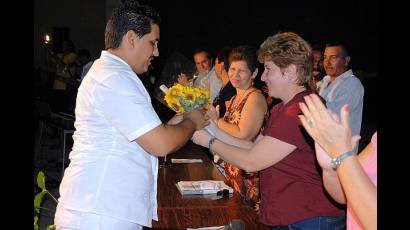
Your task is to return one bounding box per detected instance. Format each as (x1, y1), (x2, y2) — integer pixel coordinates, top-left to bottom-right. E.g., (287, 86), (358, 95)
(171, 158), (203, 163)
(187, 226), (224, 230)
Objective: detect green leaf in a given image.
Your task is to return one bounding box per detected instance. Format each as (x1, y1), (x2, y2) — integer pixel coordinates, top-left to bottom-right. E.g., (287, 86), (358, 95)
(47, 224), (56, 230)
(37, 171), (46, 190)
(34, 216), (39, 230)
(34, 190), (47, 213)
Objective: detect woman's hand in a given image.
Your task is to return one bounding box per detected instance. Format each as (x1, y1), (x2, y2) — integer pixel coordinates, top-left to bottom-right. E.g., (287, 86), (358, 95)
(206, 104), (220, 123)
(298, 94), (353, 158)
(192, 129), (213, 148)
(315, 135), (361, 170)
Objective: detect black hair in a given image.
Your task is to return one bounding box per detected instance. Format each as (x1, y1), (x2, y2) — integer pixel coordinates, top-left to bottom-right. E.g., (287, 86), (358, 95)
(215, 47), (231, 72)
(311, 44), (324, 53)
(78, 49), (91, 59)
(105, 0), (161, 49)
(325, 41), (350, 57)
(63, 40), (75, 52)
(193, 48), (212, 60)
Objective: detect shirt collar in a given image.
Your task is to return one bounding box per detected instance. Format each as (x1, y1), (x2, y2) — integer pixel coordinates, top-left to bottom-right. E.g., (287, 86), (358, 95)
(323, 69), (354, 84)
(100, 50), (133, 70)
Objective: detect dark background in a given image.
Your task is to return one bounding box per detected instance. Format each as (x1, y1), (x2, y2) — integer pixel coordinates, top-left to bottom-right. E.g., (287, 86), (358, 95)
(33, 0), (378, 134)
(34, 0), (378, 73)
(146, 0), (378, 73)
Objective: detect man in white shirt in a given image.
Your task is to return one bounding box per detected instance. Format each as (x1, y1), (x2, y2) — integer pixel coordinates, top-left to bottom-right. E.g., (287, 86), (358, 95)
(177, 49), (222, 102)
(54, 1), (208, 229)
(318, 42), (364, 153)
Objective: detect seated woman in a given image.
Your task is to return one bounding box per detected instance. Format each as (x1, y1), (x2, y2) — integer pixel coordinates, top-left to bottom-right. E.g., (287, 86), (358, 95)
(299, 94), (377, 230)
(193, 32), (345, 229)
(208, 45), (267, 209)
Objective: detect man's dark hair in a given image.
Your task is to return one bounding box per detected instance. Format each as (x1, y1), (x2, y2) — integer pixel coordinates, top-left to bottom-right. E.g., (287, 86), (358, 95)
(105, 0), (161, 49)
(325, 41), (350, 57)
(311, 44), (323, 53)
(193, 48), (212, 61)
(215, 47), (231, 72)
(229, 45), (258, 73)
(63, 40), (75, 52)
(78, 49), (91, 59)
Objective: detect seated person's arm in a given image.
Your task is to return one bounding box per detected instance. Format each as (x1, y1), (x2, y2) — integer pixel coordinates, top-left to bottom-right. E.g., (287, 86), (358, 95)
(217, 92), (267, 140)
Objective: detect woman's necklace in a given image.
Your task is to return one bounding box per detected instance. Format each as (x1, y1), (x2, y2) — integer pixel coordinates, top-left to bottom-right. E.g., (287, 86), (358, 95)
(232, 87), (251, 110)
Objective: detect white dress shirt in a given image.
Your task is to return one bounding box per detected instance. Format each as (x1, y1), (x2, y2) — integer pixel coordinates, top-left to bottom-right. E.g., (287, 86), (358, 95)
(57, 51), (162, 227)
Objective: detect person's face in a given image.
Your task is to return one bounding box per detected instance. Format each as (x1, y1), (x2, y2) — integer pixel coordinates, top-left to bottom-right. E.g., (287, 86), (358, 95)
(323, 46), (350, 78)
(261, 60), (286, 98)
(214, 58), (224, 80)
(313, 50), (322, 70)
(130, 23), (160, 74)
(228, 60), (255, 90)
(194, 52), (212, 74)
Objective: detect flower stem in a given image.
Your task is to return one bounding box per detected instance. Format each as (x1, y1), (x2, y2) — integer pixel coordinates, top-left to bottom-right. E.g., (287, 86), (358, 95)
(45, 190), (59, 204)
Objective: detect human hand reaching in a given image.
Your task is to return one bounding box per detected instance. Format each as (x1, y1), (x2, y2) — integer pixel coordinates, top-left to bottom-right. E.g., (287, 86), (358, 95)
(184, 107), (209, 130)
(192, 129), (213, 148)
(167, 113), (184, 125)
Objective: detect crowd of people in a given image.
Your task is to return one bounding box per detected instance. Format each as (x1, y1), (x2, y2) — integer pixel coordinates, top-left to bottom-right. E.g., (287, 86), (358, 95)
(45, 0), (376, 229)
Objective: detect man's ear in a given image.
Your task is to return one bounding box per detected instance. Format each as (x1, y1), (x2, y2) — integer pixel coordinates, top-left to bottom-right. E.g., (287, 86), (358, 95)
(124, 30), (138, 48)
(251, 68), (258, 80)
(344, 56), (351, 67)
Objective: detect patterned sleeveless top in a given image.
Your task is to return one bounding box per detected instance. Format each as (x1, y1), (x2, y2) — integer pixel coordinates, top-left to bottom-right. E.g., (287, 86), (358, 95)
(223, 87), (261, 207)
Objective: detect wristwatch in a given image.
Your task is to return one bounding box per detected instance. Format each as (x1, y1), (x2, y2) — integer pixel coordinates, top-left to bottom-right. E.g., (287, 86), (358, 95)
(330, 151), (356, 169)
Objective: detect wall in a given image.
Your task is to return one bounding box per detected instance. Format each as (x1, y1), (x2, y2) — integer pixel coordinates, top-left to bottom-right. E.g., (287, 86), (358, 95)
(34, 0), (113, 69)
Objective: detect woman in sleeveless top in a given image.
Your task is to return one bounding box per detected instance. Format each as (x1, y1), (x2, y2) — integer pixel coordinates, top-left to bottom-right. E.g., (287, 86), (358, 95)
(208, 46), (267, 208)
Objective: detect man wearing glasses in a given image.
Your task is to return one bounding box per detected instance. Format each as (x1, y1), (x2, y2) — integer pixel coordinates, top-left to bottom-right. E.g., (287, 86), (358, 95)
(318, 42), (364, 153)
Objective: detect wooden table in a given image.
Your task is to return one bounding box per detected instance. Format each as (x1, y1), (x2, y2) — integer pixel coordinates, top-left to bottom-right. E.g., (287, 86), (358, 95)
(150, 141), (269, 229)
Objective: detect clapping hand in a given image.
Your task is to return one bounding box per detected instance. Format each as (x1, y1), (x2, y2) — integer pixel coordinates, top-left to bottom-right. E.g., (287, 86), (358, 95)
(177, 73), (190, 84)
(298, 94), (355, 159)
(205, 104), (220, 124)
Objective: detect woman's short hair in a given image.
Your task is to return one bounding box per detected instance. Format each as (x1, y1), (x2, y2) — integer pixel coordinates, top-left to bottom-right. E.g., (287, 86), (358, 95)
(257, 32), (315, 90)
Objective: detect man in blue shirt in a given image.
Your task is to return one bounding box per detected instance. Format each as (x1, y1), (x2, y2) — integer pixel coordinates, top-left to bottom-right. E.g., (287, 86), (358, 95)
(318, 42), (364, 153)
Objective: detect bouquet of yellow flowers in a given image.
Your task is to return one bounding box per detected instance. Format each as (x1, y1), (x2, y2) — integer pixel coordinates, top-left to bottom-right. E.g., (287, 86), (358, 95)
(160, 83), (210, 113)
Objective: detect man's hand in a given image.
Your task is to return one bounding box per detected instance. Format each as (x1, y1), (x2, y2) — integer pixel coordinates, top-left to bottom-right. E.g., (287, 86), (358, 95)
(167, 113), (184, 125)
(184, 107), (209, 130)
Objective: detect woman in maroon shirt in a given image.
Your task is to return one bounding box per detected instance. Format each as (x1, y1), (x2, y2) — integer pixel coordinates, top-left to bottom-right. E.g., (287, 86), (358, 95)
(193, 32), (345, 229)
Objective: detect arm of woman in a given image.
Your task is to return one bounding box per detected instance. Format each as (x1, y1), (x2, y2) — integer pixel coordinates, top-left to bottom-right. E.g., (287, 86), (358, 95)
(299, 94), (376, 229)
(217, 92), (267, 140)
(192, 129), (295, 173)
(337, 143), (377, 230)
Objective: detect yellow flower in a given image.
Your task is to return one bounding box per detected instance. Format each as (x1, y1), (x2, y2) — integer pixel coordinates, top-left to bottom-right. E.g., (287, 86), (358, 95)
(164, 83), (210, 112)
